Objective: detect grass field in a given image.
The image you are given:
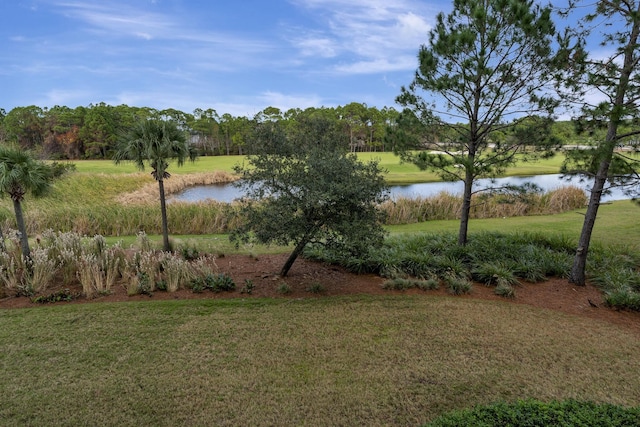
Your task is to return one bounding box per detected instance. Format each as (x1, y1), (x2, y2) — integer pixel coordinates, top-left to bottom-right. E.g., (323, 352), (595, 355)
(71, 152), (568, 183)
(1, 154), (639, 426)
(1, 296), (638, 426)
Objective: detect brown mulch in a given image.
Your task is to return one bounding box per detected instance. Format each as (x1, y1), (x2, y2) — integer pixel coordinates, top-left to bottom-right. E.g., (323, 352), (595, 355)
(1, 253), (639, 335)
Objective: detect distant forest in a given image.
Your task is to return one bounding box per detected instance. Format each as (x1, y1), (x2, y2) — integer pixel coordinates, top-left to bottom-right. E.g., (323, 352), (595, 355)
(0, 102), (608, 160)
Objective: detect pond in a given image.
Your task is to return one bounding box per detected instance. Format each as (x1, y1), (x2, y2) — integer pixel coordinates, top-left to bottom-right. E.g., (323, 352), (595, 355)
(169, 174), (635, 204)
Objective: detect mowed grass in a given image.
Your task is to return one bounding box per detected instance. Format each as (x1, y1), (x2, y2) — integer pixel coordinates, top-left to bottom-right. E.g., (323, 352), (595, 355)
(388, 200), (640, 250)
(70, 152), (567, 183)
(1, 296), (639, 426)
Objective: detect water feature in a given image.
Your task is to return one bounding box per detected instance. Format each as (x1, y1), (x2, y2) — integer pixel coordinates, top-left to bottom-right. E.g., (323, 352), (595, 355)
(169, 174), (635, 204)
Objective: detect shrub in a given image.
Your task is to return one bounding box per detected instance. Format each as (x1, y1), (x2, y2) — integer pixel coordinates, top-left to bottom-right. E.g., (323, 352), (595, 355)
(277, 282), (292, 294)
(445, 275), (472, 295)
(494, 282), (516, 298)
(605, 288), (640, 311)
(306, 282), (325, 294)
(382, 278), (415, 290)
(180, 244), (200, 261)
(240, 279), (255, 294)
(424, 399), (640, 427)
(472, 261), (519, 287)
(203, 273), (236, 293)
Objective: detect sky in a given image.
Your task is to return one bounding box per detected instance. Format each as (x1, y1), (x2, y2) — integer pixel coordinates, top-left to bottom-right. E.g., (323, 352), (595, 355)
(0, 0), (445, 117)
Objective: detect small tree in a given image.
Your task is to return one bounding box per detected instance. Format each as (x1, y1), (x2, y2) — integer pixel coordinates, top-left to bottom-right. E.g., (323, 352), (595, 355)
(114, 119), (197, 252)
(393, 0), (558, 245)
(0, 146), (53, 259)
(230, 117), (389, 277)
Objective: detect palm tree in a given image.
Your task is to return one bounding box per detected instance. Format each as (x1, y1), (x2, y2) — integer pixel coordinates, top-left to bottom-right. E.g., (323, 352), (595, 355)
(0, 147), (53, 259)
(114, 119), (197, 251)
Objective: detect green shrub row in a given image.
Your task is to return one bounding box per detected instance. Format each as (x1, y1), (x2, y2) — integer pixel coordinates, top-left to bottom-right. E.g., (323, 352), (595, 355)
(305, 231), (640, 310)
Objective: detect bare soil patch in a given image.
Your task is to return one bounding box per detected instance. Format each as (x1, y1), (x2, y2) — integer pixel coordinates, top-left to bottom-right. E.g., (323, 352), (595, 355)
(2, 253), (639, 334)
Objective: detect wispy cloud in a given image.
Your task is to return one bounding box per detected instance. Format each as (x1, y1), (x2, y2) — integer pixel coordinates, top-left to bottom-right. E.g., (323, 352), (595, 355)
(49, 1), (273, 60)
(288, 0), (433, 74)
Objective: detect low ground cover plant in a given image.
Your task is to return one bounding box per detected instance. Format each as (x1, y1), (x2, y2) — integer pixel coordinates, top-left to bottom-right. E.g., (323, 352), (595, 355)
(305, 231), (640, 310)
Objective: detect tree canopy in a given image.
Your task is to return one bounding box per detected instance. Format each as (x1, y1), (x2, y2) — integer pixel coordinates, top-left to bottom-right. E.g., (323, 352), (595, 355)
(230, 116), (389, 277)
(393, 0), (559, 245)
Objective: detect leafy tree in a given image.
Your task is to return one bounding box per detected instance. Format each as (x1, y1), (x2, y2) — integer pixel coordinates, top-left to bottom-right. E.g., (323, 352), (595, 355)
(231, 116), (389, 277)
(393, 0), (558, 245)
(114, 119), (197, 251)
(2, 106), (46, 150)
(558, 1), (640, 285)
(0, 146), (53, 259)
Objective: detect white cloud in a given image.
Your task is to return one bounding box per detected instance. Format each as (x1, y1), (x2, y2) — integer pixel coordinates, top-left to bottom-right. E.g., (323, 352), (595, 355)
(287, 0), (433, 75)
(258, 91), (325, 111)
(334, 56), (417, 74)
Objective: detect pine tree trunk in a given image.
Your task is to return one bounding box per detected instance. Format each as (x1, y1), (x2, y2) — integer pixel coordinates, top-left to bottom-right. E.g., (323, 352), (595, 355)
(158, 179), (171, 252)
(458, 173), (473, 246)
(570, 11), (639, 285)
(570, 166), (608, 285)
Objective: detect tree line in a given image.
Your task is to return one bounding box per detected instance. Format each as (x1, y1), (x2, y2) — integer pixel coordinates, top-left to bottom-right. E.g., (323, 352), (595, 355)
(0, 103), (402, 160)
(0, 101), (624, 162)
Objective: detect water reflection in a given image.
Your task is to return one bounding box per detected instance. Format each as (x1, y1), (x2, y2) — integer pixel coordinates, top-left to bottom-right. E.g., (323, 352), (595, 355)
(170, 174), (634, 204)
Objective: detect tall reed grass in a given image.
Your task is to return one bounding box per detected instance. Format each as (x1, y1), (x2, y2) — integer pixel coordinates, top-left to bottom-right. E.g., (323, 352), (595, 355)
(383, 186), (587, 224)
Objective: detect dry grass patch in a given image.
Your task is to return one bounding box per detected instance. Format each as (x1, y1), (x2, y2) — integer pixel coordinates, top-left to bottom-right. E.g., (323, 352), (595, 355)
(0, 296), (638, 426)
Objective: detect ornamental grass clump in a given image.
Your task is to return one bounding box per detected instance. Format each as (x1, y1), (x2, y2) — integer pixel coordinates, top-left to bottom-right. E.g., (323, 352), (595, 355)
(161, 253), (195, 292)
(27, 247), (58, 293)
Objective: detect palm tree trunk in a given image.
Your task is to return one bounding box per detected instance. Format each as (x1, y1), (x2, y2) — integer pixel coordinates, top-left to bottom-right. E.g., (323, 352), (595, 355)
(158, 179), (171, 252)
(12, 199), (30, 259)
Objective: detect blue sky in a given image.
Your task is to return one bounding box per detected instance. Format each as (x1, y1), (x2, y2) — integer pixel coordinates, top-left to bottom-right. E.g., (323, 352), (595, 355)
(1, 0), (445, 117)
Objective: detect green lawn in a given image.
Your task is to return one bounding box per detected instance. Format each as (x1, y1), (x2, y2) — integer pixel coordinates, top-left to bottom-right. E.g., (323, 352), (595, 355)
(1, 296), (638, 426)
(71, 152), (568, 184)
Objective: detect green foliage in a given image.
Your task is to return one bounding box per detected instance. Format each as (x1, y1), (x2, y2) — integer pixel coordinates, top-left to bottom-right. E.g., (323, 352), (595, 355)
(445, 275), (472, 295)
(31, 288), (79, 304)
(180, 244), (200, 261)
(471, 261), (519, 287)
(494, 282), (516, 298)
(135, 271), (152, 296)
(204, 273), (236, 293)
(382, 277), (439, 291)
(240, 279), (255, 294)
(231, 116), (389, 276)
(306, 282), (325, 294)
(425, 399), (640, 427)
(277, 282), (292, 294)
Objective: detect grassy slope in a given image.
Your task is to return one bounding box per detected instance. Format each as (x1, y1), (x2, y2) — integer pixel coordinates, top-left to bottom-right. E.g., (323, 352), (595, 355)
(1, 297), (638, 426)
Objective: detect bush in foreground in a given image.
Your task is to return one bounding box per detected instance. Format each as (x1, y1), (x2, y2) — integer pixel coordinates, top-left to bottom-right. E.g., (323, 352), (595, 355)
(425, 399), (640, 427)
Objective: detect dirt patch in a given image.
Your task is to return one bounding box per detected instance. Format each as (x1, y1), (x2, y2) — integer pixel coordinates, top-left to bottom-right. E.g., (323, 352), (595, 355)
(2, 253), (639, 335)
